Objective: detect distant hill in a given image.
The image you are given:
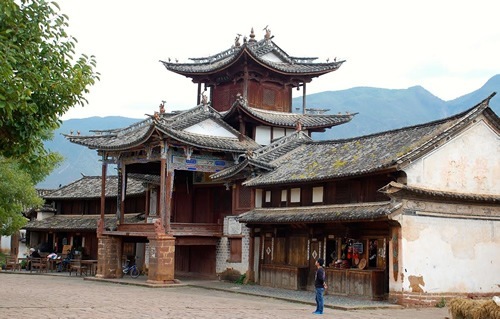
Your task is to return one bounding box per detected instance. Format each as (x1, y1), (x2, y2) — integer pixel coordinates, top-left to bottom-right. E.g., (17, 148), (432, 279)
(293, 74), (499, 140)
(40, 117), (139, 189)
(38, 75), (500, 189)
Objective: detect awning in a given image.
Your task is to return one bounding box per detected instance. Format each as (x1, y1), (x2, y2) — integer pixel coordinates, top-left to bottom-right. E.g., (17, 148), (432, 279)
(238, 201), (401, 224)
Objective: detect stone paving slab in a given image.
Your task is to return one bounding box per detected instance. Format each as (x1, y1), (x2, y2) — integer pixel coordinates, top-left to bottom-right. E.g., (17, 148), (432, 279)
(0, 271), (450, 319)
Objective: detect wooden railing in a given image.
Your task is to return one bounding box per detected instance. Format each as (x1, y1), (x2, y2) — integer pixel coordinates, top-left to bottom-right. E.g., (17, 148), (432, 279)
(115, 222), (222, 237)
(117, 223), (155, 233)
(171, 223), (223, 237)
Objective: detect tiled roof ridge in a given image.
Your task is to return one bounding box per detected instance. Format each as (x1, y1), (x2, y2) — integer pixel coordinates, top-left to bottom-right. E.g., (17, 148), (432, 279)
(315, 92), (497, 145)
(394, 92), (496, 164)
(42, 175), (93, 197)
(88, 117), (154, 136)
(184, 39), (298, 65)
(252, 130), (311, 158)
(165, 104), (221, 124)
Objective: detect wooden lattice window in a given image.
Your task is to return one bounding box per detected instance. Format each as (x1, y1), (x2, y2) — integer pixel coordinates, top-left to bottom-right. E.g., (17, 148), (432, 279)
(263, 89), (276, 106)
(238, 186), (252, 209)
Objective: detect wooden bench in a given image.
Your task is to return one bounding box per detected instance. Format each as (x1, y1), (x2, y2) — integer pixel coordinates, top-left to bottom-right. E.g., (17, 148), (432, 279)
(5, 257), (21, 271)
(30, 257), (47, 273)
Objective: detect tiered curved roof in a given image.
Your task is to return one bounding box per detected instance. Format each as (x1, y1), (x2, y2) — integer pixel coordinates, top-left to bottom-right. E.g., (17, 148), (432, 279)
(160, 36), (344, 78)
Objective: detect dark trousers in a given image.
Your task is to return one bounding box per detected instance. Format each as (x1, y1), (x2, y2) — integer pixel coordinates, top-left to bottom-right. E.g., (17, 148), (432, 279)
(315, 287), (325, 313)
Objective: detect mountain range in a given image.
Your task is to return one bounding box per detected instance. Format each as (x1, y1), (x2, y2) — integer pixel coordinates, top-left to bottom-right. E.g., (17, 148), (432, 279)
(38, 75), (500, 189)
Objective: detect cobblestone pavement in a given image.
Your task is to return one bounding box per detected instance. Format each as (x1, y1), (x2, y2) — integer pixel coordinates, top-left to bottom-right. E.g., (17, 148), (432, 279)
(0, 272), (451, 319)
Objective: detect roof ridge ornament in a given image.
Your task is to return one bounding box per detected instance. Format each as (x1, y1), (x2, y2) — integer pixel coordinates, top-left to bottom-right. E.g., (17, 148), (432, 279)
(248, 27), (256, 43)
(159, 100), (166, 114)
(263, 25), (273, 40)
(234, 34), (242, 47)
(201, 92), (209, 111)
(295, 119), (302, 131)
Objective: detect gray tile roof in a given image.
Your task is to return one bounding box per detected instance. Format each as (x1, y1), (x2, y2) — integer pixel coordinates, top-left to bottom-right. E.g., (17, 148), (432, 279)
(244, 93), (498, 187)
(222, 98), (355, 129)
(24, 214), (143, 231)
(43, 175), (146, 200)
(239, 201), (401, 224)
(380, 182), (500, 203)
(211, 131), (310, 181)
(65, 118), (155, 151)
(156, 125), (259, 153)
(65, 105), (260, 153)
(161, 38), (344, 76)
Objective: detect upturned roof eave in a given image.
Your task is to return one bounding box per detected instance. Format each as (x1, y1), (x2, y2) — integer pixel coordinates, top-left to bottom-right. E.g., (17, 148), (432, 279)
(379, 181), (500, 203)
(223, 100), (356, 129)
(63, 125), (157, 152)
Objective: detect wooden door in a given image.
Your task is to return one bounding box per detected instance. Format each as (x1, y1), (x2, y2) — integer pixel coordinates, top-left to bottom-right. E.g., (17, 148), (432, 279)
(308, 241), (320, 287)
(263, 237), (273, 264)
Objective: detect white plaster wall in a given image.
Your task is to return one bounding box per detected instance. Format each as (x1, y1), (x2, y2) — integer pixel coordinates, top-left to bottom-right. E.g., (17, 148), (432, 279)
(0, 236), (10, 253)
(255, 126), (271, 145)
(0, 235), (27, 258)
(398, 214), (500, 294)
(37, 212), (55, 220)
(254, 189), (263, 208)
(184, 119), (236, 138)
(405, 120), (500, 195)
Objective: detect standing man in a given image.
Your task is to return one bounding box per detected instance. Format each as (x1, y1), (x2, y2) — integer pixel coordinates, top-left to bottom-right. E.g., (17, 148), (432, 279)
(313, 258), (327, 315)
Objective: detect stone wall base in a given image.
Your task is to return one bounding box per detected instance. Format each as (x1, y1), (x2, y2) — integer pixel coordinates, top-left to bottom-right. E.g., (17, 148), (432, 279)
(389, 291), (498, 307)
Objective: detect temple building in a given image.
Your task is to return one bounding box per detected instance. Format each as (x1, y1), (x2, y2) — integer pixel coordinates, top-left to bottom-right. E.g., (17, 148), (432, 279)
(63, 27), (353, 283)
(34, 27), (499, 306)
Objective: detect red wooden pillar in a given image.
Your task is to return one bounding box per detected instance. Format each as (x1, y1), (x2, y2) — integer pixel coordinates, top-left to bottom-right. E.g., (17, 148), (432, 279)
(98, 155), (107, 235)
(159, 141), (173, 233)
(120, 164), (126, 225)
(145, 186), (150, 219)
(165, 170), (174, 233)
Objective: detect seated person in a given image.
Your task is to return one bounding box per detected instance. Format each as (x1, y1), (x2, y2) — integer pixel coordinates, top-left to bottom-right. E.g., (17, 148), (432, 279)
(26, 248), (41, 270)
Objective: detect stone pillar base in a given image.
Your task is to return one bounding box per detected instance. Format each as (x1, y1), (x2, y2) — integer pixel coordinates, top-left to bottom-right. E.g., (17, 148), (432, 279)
(97, 236), (123, 278)
(147, 234), (176, 282)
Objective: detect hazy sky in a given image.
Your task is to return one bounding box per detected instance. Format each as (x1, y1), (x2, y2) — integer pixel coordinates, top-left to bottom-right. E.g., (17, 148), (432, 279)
(57, 0), (500, 120)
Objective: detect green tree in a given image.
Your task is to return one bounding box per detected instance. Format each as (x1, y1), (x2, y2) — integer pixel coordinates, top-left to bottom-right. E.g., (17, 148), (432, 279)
(0, 0), (99, 234)
(0, 157), (43, 236)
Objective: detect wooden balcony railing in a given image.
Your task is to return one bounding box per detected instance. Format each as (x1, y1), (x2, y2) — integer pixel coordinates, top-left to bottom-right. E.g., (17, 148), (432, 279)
(114, 222), (223, 237)
(171, 223), (223, 237)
